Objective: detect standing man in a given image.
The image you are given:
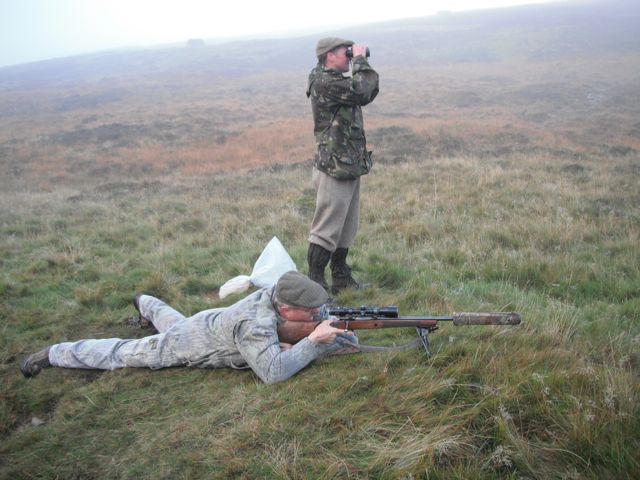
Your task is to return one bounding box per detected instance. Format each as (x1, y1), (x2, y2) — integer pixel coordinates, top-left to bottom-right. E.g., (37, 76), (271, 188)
(306, 37), (379, 294)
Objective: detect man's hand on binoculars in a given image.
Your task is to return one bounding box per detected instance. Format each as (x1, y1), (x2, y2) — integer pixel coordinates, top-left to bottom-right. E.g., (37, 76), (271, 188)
(351, 45), (368, 58)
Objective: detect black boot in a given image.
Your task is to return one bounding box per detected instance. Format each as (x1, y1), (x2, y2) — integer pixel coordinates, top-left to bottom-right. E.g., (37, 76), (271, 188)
(307, 243), (331, 291)
(20, 347), (52, 378)
(330, 247), (359, 294)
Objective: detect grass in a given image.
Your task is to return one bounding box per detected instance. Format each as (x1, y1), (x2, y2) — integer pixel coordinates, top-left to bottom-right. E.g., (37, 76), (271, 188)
(1, 146), (638, 478)
(1, 20), (639, 477)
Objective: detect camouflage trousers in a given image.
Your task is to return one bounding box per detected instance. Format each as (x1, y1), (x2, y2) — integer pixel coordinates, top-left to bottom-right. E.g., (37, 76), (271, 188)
(308, 168), (360, 252)
(48, 296), (226, 370)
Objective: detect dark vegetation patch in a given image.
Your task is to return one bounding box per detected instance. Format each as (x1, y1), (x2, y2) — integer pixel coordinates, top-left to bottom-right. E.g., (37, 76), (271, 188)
(54, 88), (129, 112)
(44, 119), (225, 148)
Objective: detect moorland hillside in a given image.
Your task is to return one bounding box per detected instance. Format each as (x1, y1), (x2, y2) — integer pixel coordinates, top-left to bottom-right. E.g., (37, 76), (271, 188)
(0, 0), (638, 187)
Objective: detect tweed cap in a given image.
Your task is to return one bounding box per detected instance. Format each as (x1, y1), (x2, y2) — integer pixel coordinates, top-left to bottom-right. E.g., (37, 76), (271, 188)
(316, 37), (354, 58)
(275, 271), (328, 308)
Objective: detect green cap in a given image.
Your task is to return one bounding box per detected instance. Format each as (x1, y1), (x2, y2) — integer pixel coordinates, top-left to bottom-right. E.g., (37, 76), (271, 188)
(275, 271), (328, 308)
(316, 37), (354, 58)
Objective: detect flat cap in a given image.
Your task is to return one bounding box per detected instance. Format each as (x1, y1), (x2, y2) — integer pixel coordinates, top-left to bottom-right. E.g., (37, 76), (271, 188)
(275, 271), (329, 308)
(316, 37), (354, 58)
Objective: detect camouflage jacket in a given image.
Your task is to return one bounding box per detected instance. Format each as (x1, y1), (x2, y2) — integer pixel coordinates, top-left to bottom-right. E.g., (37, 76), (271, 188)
(204, 287), (355, 384)
(306, 57), (379, 180)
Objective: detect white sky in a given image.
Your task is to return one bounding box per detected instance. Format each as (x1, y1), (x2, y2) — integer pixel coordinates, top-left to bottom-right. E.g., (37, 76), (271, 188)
(0, 0), (558, 68)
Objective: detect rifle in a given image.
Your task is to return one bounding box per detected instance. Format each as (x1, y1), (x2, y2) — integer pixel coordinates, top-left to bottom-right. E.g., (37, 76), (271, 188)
(277, 306), (521, 356)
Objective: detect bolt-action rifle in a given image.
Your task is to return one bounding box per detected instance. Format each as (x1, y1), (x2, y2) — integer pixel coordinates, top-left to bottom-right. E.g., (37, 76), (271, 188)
(277, 306), (521, 356)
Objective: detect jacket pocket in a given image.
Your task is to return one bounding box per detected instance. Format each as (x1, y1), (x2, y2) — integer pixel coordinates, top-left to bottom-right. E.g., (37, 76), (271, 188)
(315, 147), (372, 181)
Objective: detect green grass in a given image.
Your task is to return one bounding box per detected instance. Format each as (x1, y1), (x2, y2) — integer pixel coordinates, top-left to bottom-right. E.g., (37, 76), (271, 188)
(1, 150), (639, 479)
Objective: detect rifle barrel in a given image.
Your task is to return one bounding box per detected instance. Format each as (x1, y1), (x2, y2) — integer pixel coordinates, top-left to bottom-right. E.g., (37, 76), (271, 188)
(452, 312), (521, 325)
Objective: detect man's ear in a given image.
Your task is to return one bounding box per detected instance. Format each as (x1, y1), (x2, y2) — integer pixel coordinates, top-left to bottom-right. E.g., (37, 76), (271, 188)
(325, 51), (336, 66)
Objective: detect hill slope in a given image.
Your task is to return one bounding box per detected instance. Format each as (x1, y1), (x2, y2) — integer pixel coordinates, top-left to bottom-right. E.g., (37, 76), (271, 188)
(0, 0), (639, 188)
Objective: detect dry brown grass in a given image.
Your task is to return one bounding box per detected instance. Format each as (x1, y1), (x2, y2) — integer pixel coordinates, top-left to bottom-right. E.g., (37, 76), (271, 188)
(2, 54), (638, 186)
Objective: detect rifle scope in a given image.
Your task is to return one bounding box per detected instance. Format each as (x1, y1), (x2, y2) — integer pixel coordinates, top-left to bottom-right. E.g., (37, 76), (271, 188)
(328, 305), (398, 318)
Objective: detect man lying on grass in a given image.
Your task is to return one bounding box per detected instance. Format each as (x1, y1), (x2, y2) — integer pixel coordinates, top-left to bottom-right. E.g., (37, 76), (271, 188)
(20, 271), (358, 384)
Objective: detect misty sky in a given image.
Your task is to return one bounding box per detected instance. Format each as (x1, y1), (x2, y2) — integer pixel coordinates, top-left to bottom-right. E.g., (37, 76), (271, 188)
(0, 0), (558, 68)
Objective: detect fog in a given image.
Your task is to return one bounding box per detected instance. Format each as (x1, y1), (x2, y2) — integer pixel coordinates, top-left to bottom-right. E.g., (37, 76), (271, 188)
(0, 0), (559, 68)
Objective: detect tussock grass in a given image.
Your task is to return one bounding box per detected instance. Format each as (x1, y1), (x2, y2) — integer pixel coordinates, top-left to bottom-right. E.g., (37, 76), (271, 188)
(1, 148), (638, 478)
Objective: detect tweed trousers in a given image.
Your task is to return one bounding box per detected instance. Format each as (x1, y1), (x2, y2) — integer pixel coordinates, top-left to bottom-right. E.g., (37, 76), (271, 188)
(308, 168), (360, 252)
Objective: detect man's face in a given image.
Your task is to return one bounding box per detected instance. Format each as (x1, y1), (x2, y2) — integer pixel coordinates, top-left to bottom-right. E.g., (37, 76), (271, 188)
(326, 46), (350, 73)
(278, 304), (328, 322)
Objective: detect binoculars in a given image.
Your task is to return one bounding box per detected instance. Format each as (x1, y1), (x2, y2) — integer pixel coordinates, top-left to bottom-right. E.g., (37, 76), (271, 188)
(345, 46), (370, 58)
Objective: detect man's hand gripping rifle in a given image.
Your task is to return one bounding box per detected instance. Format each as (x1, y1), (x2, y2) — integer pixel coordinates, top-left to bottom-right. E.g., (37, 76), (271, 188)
(278, 306), (522, 356)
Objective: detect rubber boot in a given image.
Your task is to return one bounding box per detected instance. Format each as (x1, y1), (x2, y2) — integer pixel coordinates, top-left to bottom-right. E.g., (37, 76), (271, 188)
(330, 247), (359, 294)
(307, 243), (331, 292)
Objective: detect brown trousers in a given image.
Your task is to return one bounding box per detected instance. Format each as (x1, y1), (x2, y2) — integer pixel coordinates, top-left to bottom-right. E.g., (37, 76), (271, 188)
(308, 168), (360, 252)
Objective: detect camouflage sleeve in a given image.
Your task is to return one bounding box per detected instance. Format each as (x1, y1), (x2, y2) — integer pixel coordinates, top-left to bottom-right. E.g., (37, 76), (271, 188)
(234, 319), (342, 384)
(320, 59), (379, 107)
(351, 57), (380, 104)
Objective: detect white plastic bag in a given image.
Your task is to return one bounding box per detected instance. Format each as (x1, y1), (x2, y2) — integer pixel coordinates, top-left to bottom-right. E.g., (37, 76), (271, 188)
(249, 236), (297, 287)
(218, 237), (297, 299)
